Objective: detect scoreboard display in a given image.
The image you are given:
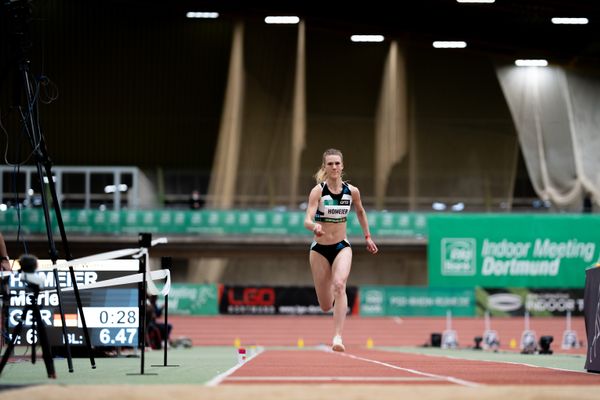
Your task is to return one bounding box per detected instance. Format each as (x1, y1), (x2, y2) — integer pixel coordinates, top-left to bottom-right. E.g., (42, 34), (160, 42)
(5, 259), (140, 348)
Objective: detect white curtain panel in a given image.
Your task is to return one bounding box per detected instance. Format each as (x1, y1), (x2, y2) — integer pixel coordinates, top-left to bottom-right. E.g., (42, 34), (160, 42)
(496, 65), (600, 209)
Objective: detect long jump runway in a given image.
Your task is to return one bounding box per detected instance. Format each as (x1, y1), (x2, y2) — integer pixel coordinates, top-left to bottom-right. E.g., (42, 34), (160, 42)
(215, 348), (599, 386)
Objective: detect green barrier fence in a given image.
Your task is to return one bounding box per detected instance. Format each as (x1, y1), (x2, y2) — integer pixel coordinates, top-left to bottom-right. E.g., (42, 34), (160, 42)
(0, 208), (428, 238)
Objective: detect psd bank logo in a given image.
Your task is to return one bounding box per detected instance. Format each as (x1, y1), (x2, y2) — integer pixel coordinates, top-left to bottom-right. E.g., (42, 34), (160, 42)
(441, 238), (476, 276)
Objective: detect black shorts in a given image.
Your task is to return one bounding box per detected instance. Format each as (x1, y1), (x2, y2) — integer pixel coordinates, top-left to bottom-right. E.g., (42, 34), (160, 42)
(310, 240), (351, 266)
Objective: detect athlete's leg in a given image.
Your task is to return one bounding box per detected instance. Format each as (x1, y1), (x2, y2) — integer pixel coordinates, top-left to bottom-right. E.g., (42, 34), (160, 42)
(309, 250), (334, 312)
(331, 247), (352, 339)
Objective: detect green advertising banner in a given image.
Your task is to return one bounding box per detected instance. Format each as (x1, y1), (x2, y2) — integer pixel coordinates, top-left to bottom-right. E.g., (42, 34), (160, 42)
(428, 214), (600, 288)
(360, 286), (475, 316)
(159, 283), (218, 315)
(0, 209), (427, 238)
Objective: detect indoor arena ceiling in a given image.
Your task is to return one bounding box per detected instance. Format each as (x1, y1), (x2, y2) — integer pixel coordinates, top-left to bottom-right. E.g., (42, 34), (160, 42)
(165, 0), (600, 66)
(6, 0), (600, 66)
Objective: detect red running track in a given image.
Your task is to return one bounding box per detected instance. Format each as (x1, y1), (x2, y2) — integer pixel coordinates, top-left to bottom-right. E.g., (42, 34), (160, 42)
(169, 315), (587, 354)
(218, 349), (599, 386)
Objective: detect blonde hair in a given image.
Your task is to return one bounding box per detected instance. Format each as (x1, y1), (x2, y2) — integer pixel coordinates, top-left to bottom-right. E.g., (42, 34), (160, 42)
(313, 148), (344, 183)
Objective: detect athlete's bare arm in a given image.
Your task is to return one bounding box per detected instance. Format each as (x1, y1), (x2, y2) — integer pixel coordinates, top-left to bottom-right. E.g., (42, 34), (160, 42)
(350, 185), (378, 254)
(304, 185), (324, 237)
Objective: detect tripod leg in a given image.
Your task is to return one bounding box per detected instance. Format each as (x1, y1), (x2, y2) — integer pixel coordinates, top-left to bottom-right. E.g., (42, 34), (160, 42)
(31, 310), (36, 364)
(31, 302), (56, 379)
(53, 268), (74, 373)
(34, 161), (60, 262)
(42, 159), (72, 259)
(163, 294), (169, 365)
(0, 320), (25, 375)
(69, 266), (96, 368)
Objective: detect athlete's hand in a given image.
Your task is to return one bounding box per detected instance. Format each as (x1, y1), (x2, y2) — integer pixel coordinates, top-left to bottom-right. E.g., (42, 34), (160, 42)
(366, 237), (378, 254)
(313, 223), (324, 237)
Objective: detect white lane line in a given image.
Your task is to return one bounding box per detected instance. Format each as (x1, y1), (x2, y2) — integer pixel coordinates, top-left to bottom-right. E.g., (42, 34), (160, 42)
(329, 351), (482, 388)
(393, 317), (404, 325)
(205, 347), (264, 387)
(394, 351), (591, 375)
(227, 376), (439, 382)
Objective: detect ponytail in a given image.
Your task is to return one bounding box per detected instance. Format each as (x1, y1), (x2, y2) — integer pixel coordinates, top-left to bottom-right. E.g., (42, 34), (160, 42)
(314, 167), (327, 184)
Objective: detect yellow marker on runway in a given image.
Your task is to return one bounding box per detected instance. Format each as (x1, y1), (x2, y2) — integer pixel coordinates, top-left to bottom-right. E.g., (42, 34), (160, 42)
(234, 338), (241, 348)
(249, 345), (257, 356)
(297, 338), (305, 348)
(366, 338), (374, 349)
(509, 338), (517, 349)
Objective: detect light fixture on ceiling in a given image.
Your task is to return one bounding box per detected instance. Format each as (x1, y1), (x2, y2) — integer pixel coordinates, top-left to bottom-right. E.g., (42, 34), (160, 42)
(186, 12), (219, 19)
(264, 16), (300, 24)
(350, 35), (385, 43)
(551, 17), (589, 25)
(515, 59), (548, 67)
(433, 41), (467, 49)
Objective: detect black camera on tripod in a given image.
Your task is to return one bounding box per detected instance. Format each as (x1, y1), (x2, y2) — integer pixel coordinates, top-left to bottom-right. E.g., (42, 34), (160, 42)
(0, 253), (57, 378)
(18, 254), (44, 289)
